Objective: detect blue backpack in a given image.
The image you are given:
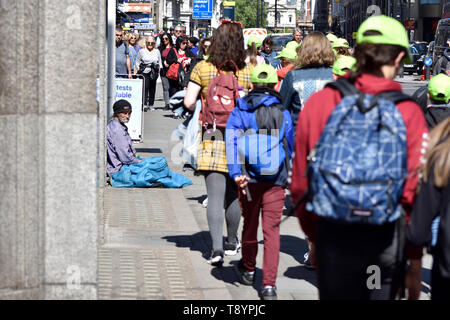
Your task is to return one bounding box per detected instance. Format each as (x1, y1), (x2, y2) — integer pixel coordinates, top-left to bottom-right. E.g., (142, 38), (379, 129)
(305, 78), (412, 225)
(236, 104), (290, 181)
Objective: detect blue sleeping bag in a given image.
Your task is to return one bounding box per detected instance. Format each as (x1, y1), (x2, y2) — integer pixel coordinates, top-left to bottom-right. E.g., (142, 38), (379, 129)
(111, 156), (193, 188)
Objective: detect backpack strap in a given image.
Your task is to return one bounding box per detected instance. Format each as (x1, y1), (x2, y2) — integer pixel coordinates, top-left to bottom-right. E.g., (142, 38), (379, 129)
(326, 78), (360, 97)
(377, 91), (415, 105)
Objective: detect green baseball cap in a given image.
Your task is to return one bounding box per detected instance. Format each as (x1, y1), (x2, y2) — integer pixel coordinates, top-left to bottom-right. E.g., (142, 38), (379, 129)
(275, 47), (297, 60)
(326, 33), (338, 43)
(247, 36), (262, 48)
(285, 40), (301, 50)
(250, 64), (279, 84)
(332, 56), (357, 76)
(356, 15), (412, 64)
(333, 38), (349, 49)
(428, 74), (450, 103)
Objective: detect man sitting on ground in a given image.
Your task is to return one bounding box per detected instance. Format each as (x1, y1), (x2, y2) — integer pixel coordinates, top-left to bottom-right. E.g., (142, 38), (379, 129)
(106, 99), (141, 178)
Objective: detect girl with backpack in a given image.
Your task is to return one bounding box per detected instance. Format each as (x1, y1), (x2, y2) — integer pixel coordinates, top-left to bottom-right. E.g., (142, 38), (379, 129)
(290, 15), (428, 300)
(407, 117), (450, 300)
(183, 20), (254, 267)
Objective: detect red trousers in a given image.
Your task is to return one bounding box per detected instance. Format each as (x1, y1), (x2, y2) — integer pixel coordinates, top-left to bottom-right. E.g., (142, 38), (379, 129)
(239, 183), (285, 287)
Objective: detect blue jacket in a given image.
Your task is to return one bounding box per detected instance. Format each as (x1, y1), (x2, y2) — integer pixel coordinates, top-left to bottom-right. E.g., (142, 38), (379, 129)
(261, 50), (281, 69)
(279, 66), (333, 128)
(225, 88), (294, 186)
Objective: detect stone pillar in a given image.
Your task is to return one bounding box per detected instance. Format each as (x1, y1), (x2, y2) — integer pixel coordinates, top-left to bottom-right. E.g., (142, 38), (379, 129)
(0, 0), (103, 299)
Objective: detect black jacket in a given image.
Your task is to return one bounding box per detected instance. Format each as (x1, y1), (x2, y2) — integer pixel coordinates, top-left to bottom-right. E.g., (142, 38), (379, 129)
(407, 169), (450, 280)
(425, 103), (450, 129)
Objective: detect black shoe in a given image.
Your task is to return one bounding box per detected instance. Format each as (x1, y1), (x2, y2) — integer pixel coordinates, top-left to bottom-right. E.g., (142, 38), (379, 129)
(236, 260), (255, 286)
(261, 286), (277, 300)
(207, 251), (224, 267)
(163, 104), (170, 111)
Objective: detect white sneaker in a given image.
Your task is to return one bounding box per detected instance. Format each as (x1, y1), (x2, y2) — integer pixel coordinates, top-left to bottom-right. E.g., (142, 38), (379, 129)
(202, 198), (208, 208)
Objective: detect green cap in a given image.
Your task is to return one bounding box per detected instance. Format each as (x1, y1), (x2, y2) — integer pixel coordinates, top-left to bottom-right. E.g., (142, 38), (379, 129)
(285, 40), (301, 50)
(250, 64), (279, 84)
(275, 47), (297, 60)
(247, 36), (262, 48)
(428, 74), (450, 103)
(356, 15), (412, 64)
(326, 33), (338, 43)
(333, 38), (349, 49)
(332, 56), (357, 76)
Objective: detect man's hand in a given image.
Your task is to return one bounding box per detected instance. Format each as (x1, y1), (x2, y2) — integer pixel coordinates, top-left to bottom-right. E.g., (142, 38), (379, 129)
(404, 258), (422, 300)
(234, 175), (250, 195)
(128, 73), (132, 79)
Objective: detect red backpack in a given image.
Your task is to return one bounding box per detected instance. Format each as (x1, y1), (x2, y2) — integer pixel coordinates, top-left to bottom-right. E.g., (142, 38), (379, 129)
(202, 60), (240, 130)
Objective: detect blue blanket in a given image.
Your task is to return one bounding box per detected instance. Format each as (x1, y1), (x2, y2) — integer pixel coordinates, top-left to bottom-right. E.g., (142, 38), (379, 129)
(111, 156), (193, 188)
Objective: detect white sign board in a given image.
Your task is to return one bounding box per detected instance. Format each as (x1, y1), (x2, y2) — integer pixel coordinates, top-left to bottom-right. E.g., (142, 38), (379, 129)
(115, 77), (144, 142)
(243, 28), (268, 49)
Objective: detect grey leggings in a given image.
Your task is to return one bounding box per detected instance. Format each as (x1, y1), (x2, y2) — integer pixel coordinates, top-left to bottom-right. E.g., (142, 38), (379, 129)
(204, 171), (242, 253)
(161, 75), (171, 106)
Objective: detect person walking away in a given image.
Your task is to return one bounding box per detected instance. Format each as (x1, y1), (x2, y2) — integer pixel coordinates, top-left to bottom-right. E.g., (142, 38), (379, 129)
(115, 27), (132, 79)
(331, 55), (357, 81)
(135, 36), (162, 111)
(332, 38), (351, 57)
(424, 73), (450, 129)
(166, 36), (194, 98)
(158, 32), (175, 110)
(245, 36), (266, 66)
(290, 15), (428, 300)
(274, 47), (297, 91)
(261, 37), (281, 69)
(107, 100), (141, 178)
(225, 64), (294, 300)
(407, 117), (450, 300)
(279, 31), (335, 129)
(183, 20), (254, 267)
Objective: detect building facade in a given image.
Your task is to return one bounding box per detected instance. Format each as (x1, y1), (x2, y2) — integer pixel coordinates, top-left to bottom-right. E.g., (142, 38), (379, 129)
(267, 0), (298, 31)
(335, 0), (445, 44)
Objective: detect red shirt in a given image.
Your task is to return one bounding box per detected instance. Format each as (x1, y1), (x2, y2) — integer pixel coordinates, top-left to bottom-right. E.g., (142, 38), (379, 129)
(290, 73), (428, 259)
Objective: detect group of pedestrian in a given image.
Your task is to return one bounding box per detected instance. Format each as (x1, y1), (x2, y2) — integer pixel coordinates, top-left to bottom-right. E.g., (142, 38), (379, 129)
(178, 14), (450, 301)
(114, 14), (450, 301)
(115, 25), (205, 114)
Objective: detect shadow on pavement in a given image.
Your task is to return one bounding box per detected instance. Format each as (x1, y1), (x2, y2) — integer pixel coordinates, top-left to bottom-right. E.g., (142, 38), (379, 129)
(210, 260), (263, 295)
(280, 234), (318, 288)
(162, 231), (212, 260)
(187, 195), (208, 205)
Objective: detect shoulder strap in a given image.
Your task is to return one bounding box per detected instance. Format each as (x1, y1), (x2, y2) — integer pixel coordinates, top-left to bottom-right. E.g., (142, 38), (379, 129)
(173, 48), (181, 59)
(326, 78), (360, 97)
(377, 91), (415, 104)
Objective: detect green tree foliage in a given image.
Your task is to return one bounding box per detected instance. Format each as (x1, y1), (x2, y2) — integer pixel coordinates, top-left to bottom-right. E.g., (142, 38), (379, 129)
(235, 0), (267, 29)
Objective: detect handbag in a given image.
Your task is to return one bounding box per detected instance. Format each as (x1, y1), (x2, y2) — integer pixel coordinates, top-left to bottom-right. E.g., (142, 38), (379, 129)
(166, 48), (181, 81)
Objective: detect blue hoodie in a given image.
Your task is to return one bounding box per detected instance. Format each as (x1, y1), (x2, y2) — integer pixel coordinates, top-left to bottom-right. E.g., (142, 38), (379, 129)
(225, 88), (294, 186)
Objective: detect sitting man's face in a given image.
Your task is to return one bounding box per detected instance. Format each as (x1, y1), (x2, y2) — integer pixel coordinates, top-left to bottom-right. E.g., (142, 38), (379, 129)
(118, 111), (131, 124)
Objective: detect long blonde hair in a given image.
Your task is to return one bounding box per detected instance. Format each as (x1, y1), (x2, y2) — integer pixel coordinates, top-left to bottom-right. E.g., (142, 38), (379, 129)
(422, 117), (450, 188)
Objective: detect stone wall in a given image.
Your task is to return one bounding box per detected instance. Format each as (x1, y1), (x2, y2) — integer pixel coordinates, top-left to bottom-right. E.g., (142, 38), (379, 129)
(0, 0), (104, 299)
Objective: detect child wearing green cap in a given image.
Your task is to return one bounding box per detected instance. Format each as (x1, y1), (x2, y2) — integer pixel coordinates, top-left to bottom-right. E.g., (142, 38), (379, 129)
(290, 15), (428, 300)
(225, 64), (294, 300)
(425, 73), (450, 129)
(245, 36), (266, 66)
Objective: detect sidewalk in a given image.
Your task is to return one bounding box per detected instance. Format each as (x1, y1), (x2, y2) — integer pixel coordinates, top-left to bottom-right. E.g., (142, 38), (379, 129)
(99, 81), (432, 300)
